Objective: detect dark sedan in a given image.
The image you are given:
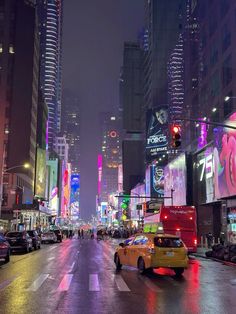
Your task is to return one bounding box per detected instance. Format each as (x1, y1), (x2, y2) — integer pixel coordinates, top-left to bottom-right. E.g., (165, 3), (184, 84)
(27, 230), (41, 250)
(5, 231), (33, 253)
(0, 234), (10, 263)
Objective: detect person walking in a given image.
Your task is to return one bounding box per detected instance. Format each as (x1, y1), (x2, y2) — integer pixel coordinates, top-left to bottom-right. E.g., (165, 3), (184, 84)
(81, 229), (84, 239)
(78, 229), (81, 239)
(206, 232), (213, 248)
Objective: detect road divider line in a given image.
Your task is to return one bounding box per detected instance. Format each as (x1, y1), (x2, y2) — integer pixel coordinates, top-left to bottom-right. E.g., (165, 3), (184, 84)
(26, 274), (49, 292)
(68, 262), (75, 273)
(57, 274), (73, 292)
(47, 246), (57, 251)
(113, 275), (130, 292)
(89, 274), (100, 291)
(47, 257), (55, 261)
(138, 276), (162, 292)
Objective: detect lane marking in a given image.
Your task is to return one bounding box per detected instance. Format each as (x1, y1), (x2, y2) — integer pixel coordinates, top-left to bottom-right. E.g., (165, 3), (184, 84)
(68, 262), (75, 273)
(47, 257), (55, 261)
(57, 274), (73, 292)
(138, 276), (162, 292)
(0, 275), (20, 291)
(113, 275), (130, 292)
(89, 274), (100, 291)
(47, 246), (57, 251)
(26, 274), (49, 291)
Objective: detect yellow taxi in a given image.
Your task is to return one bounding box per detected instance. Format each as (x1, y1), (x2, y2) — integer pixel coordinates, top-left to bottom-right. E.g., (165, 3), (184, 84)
(114, 225), (188, 276)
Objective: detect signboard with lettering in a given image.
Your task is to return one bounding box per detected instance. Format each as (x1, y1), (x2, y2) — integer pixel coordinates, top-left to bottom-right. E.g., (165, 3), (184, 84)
(146, 106), (169, 161)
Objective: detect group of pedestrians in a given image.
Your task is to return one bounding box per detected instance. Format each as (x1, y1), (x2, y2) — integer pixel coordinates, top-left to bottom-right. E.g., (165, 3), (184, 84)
(77, 229), (84, 239)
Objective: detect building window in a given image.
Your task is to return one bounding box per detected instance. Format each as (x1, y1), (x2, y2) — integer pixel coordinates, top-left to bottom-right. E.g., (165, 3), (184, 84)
(210, 70), (220, 98)
(210, 40), (218, 67)
(222, 23), (231, 53)
(222, 54), (232, 88)
(9, 45), (14, 54)
(220, 0), (230, 18)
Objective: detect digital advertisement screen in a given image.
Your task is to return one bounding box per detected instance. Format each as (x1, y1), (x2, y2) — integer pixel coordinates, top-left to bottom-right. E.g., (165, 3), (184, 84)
(213, 113), (236, 199)
(35, 148), (46, 198)
(164, 153), (187, 206)
(70, 174), (80, 218)
(151, 165), (164, 198)
(146, 106), (169, 161)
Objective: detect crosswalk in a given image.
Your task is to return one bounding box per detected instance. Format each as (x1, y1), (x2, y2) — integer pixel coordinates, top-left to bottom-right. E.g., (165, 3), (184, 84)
(0, 271), (171, 294)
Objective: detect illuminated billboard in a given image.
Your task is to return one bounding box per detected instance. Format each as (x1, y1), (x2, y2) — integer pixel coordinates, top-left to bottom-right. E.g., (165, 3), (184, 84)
(146, 106), (169, 161)
(164, 153), (187, 206)
(151, 165), (164, 197)
(35, 148), (46, 198)
(70, 174), (80, 219)
(98, 155), (102, 195)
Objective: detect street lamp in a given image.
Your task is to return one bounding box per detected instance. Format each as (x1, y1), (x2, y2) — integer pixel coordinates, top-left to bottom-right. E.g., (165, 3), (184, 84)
(0, 162), (30, 219)
(3, 163), (30, 172)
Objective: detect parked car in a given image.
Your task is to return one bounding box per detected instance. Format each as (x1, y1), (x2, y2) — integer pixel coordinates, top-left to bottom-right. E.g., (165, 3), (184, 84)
(53, 229), (62, 242)
(5, 231), (33, 253)
(41, 231), (57, 244)
(0, 234), (10, 263)
(114, 233), (188, 276)
(27, 230), (41, 250)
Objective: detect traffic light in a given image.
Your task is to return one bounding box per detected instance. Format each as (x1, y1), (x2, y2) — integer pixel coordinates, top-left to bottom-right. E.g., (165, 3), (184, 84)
(171, 125), (181, 148)
(121, 195), (130, 210)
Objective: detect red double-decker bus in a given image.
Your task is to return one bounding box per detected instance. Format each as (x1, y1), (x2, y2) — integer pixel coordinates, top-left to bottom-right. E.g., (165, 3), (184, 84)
(144, 205), (197, 253)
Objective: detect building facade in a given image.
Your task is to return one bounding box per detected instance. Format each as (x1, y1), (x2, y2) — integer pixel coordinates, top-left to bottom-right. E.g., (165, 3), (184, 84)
(37, 0), (63, 150)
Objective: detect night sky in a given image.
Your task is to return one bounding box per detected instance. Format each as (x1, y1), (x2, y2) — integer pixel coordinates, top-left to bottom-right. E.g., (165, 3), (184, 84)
(63, 0), (144, 220)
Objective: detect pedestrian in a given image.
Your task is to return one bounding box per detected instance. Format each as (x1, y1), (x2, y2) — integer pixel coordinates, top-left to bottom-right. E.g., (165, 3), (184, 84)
(69, 229), (73, 239)
(220, 232), (225, 246)
(206, 232), (213, 248)
(81, 229), (84, 239)
(78, 229), (81, 239)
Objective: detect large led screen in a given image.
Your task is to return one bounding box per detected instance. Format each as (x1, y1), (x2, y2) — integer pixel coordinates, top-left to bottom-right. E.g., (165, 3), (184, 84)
(213, 113), (236, 199)
(70, 174), (80, 218)
(164, 153), (187, 206)
(151, 165), (164, 198)
(35, 148), (46, 198)
(146, 106), (169, 161)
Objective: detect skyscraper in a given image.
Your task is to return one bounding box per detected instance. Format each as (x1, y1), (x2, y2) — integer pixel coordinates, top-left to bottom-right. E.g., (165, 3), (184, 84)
(61, 90), (80, 173)
(0, 0), (39, 222)
(37, 0), (63, 150)
(144, 0), (186, 109)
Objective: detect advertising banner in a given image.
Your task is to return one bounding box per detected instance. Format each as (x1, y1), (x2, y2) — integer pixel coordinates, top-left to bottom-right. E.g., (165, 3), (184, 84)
(151, 165), (164, 198)
(164, 153), (187, 206)
(146, 106), (169, 161)
(35, 148), (46, 198)
(70, 174), (80, 219)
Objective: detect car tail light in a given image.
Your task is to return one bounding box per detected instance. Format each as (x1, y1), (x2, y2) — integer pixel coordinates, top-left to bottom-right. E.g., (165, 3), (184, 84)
(194, 239), (197, 245)
(190, 217), (193, 220)
(176, 228), (180, 231)
(164, 215), (168, 219)
(148, 244), (155, 254)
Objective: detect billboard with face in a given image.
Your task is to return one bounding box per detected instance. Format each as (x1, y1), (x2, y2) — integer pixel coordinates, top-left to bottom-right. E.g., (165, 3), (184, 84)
(164, 153), (187, 206)
(35, 148), (46, 198)
(151, 165), (164, 197)
(213, 113), (236, 199)
(146, 106), (169, 161)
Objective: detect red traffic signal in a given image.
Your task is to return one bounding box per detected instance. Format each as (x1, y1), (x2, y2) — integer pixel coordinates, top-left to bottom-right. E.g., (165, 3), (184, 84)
(171, 125), (181, 148)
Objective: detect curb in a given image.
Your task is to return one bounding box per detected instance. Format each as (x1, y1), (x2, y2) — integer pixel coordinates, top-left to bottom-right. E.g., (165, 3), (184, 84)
(192, 253), (236, 267)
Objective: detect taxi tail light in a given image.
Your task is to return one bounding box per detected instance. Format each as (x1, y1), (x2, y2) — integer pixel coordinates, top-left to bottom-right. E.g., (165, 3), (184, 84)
(148, 244), (155, 254)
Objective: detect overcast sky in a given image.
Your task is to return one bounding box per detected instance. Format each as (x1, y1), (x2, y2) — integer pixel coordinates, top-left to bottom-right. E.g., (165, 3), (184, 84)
(62, 0), (145, 220)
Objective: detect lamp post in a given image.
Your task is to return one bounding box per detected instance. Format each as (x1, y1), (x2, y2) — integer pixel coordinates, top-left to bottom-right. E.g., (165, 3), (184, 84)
(0, 163), (30, 220)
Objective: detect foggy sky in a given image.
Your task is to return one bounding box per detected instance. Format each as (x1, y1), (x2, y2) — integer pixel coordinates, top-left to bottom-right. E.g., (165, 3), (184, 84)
(62, 0), (145, 220)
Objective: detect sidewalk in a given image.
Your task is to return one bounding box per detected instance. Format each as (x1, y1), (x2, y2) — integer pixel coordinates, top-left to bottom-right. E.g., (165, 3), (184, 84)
(192, 247), (236, 267)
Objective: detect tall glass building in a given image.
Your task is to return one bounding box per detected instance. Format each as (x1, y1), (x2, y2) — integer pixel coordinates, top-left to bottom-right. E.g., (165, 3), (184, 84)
(37, 0), (63, 150)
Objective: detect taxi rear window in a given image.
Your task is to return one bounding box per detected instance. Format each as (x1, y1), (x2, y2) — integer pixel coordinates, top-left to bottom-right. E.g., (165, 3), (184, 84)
(154, 237), (183, 248)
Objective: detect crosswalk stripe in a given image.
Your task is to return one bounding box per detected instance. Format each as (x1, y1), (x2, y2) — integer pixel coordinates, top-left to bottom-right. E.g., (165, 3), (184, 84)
(57, 274), (73, 292)
(89, 274), (100, 291)
(68, 262), (75, 273)
(26, 274), (49, 291)
(114, 275), (130, 292)
(139, 276), (162, 292)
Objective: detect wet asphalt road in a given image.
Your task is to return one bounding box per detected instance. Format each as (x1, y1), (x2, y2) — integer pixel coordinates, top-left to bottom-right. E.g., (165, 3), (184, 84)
(0, 237), (236, 314)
